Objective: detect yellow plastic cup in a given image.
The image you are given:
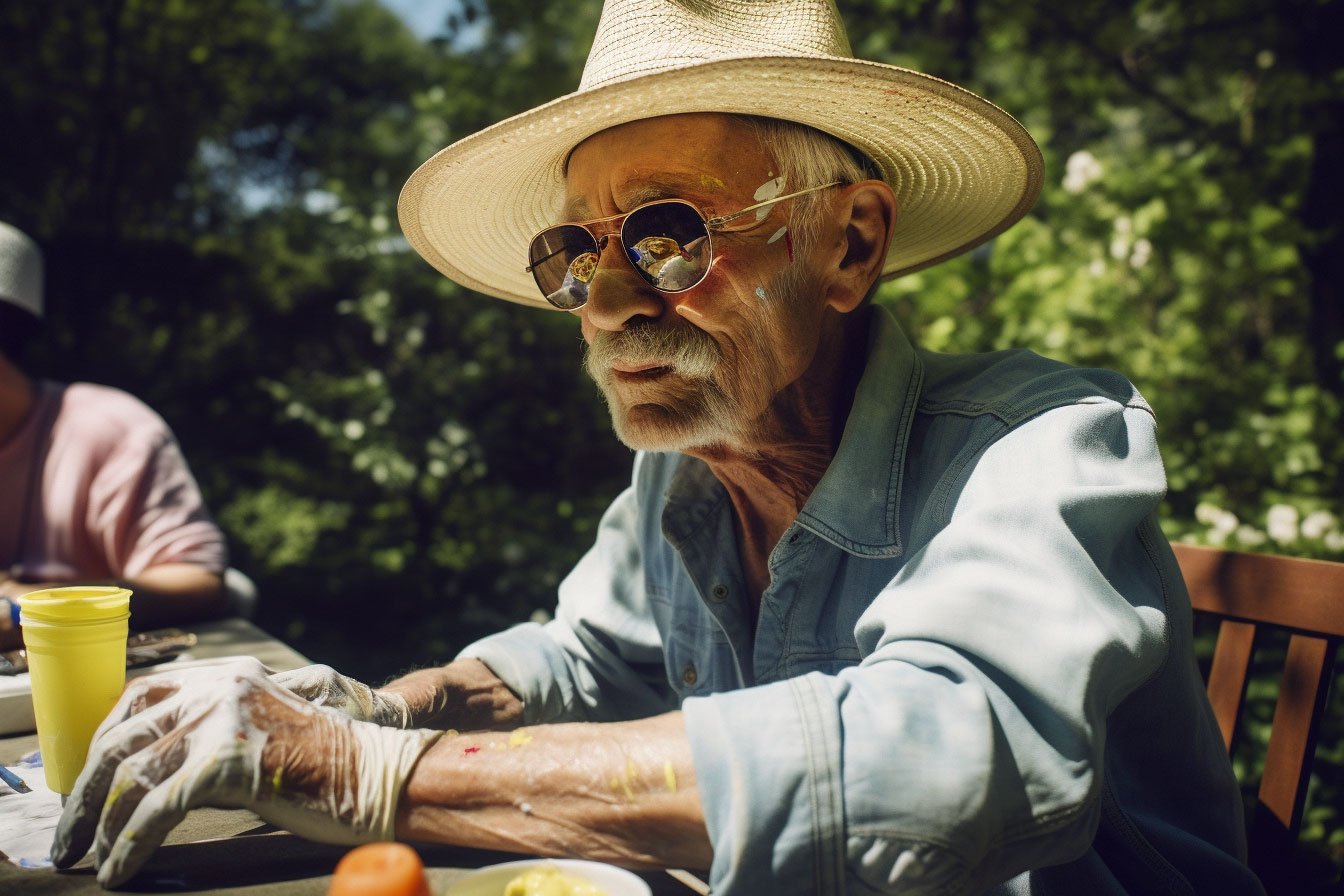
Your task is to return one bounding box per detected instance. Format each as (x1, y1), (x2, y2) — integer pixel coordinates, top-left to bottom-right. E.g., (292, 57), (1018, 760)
(17, 586), (132, 795)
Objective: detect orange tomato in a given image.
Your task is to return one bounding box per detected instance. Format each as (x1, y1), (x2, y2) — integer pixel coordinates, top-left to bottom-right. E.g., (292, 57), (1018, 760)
(328, 842), (431, 896)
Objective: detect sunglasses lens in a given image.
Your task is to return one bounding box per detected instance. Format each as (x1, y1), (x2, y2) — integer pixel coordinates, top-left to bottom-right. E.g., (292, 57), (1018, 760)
(529, 225), (598, 309)
(623, 203), (712, 291)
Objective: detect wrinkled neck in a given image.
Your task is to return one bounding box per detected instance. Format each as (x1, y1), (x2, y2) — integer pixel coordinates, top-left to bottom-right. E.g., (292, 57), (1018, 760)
(688, 309), (869, 600)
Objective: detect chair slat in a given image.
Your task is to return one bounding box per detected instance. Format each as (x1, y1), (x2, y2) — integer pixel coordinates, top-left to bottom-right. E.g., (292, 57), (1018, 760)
(1175, 544), (1344, 636)
(1206, 619), (1256, 753)
(1258, 633), (1334, 835)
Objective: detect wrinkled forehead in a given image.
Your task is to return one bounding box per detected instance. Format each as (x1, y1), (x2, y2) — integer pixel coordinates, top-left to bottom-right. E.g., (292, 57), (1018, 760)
(562, 113), (777, 219)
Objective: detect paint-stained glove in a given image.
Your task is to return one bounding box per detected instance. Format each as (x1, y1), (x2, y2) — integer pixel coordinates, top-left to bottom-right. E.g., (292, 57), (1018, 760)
(51, 657), (441, 888)
(272, 663), (413, 728)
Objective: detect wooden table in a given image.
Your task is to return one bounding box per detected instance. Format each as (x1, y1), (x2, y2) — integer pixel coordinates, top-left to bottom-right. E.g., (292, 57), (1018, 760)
(0, 618), (702, 894)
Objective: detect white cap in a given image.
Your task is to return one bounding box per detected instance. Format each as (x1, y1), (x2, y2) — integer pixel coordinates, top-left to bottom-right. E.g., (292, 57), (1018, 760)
(0, 221), (44, 319)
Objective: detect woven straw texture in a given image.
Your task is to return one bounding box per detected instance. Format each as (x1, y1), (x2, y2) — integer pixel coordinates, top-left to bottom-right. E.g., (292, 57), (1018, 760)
(399, 0), (1043, 309)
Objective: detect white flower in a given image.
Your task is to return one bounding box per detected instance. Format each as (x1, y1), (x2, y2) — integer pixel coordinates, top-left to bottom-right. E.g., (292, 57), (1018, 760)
(1129, 238), (1153, 269)
(1236, 525), (1267, 547)
(1062, 150), (1104, 194)
(1325, 531), (1344, 552)
(1266, 504), (1300, 544)
(1301, 510), (1338, 540)
(1196, 502), (1239, 538)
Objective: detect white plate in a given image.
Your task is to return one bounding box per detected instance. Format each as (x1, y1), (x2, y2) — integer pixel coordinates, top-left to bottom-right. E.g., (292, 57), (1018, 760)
(444, 859), (652, 896)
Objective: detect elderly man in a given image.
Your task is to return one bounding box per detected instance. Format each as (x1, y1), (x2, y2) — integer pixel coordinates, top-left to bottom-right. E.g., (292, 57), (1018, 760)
(55, 2), (1261, 894)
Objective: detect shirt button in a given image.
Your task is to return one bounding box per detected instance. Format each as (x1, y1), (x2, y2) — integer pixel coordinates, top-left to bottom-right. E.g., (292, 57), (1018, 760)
(682, 663), (698, 686)
(710, 584), (728, 602)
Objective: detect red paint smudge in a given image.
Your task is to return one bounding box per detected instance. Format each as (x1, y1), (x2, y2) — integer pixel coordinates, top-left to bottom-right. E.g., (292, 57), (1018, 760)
(464, 746), (481, 754)
(784, 231), (794, 263)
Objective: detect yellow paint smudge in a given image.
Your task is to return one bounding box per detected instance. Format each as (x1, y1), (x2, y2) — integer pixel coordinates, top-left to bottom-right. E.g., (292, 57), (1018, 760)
(663, 761), (677, 793)
(509, 730), (534, 748)
(272, 767), (283, 794)
(699, 174), (725, 190)
(107, 777), (131, 808)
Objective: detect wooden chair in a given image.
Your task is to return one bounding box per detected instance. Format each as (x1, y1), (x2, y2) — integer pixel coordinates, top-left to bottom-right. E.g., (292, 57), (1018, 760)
(1173, 542), (1344, 893)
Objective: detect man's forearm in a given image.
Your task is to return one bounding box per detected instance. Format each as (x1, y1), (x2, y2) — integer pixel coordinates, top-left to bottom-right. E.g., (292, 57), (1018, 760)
(378, 658), (527, 731)
(396, 710), (712, 870)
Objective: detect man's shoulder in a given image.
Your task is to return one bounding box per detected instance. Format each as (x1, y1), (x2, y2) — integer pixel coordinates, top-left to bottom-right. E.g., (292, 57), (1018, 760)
(914, 347), (1149, 428)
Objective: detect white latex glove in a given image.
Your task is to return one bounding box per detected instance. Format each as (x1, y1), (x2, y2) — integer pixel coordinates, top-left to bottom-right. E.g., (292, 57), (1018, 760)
(271, 663), (413, 728)
(51, 657), (441, 888)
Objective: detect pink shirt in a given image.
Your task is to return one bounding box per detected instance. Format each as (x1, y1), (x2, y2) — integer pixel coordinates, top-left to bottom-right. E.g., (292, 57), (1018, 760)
(0, 381), (226, 582)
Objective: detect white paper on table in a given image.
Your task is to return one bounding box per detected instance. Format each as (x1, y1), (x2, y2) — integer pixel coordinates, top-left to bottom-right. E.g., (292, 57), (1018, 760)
(0, 764), (62, 868)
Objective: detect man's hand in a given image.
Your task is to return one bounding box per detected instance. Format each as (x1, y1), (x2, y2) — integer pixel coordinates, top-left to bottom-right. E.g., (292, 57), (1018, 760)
(51, 658), (441, 888)
(271, 664), (413, 728)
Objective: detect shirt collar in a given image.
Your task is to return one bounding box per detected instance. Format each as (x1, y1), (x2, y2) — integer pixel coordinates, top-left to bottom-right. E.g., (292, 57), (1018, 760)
(794, 304), (923, 558)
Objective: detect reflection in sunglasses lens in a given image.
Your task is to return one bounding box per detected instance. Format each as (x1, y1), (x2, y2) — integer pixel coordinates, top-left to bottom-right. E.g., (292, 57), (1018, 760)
(529, 224), (598, 304)
(530, 201), (716, 307)
(624, 204), (711, 292)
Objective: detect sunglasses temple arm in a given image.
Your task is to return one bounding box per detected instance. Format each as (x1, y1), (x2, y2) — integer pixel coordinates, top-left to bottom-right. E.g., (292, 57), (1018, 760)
(705, 181), (843, 228)
(524, 245), (572, 273)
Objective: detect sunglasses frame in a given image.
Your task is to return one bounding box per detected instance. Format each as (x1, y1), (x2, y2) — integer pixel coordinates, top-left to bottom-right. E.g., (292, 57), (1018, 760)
(525, 181), (842, 308)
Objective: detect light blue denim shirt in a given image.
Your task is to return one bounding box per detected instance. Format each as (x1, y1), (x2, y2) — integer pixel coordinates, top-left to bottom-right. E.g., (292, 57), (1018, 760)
(462, 306), (1262, 895)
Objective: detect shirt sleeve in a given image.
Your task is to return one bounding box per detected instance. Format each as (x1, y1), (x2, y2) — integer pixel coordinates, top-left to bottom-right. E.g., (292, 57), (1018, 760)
(88, 429), (228, 579)
(458, 474), (676, 724)
(682, 398), (1175, 895)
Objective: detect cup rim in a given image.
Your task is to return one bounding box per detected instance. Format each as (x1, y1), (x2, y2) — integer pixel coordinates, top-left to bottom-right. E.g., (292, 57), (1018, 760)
(16, 586), (132, 623)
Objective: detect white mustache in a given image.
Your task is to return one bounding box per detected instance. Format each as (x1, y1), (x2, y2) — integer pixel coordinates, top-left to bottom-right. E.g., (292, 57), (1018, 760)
(584, 324), (720, 380)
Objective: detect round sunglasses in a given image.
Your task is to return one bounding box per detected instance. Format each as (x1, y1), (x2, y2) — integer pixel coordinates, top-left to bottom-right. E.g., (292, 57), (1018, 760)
(525, 182), (841, 309)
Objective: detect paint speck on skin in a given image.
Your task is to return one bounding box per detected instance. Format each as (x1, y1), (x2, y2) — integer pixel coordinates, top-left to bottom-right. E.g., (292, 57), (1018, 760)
(509, 730), (534, 748)
(768, 227), (787, 244)
(272, 767), (283, 794)
(753, 176), (786, 220)
(664, 761), (678, 793)
(699, 174), (724, 190)
(755, 286), (767, 302)
(464, 746), (480, 754)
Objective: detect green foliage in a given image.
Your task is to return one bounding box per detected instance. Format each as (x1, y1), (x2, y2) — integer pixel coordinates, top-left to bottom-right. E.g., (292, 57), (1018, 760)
(1, 0), (1340, 881)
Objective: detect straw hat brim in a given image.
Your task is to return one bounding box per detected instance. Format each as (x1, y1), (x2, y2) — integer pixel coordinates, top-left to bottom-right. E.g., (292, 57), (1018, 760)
(398, 55), (1044, 309)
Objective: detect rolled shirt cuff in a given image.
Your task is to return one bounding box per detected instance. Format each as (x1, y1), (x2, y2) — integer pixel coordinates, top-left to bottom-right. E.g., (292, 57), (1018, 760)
(683, 672), (845, 896)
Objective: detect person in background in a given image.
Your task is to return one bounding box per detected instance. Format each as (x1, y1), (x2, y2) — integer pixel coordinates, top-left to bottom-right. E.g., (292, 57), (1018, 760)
(0, 220), (229, 648)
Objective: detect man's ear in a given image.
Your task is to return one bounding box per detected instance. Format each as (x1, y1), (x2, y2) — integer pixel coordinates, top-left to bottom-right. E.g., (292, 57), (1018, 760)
(824, 180), (897, 314)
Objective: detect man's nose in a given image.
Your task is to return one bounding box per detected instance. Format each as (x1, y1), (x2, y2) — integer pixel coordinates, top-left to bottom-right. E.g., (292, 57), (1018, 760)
(579, 236), (664, 331)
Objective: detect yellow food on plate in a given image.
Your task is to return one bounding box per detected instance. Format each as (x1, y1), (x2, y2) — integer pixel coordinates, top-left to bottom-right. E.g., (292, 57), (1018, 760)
(502, 864), (609, 896)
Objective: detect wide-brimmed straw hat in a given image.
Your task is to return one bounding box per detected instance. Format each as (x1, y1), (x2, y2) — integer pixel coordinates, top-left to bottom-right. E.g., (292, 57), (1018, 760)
(398, 0), (1044, 310)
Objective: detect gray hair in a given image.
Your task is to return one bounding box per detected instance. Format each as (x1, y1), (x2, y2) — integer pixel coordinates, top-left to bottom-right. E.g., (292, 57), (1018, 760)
(731, 116), (881, 253)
